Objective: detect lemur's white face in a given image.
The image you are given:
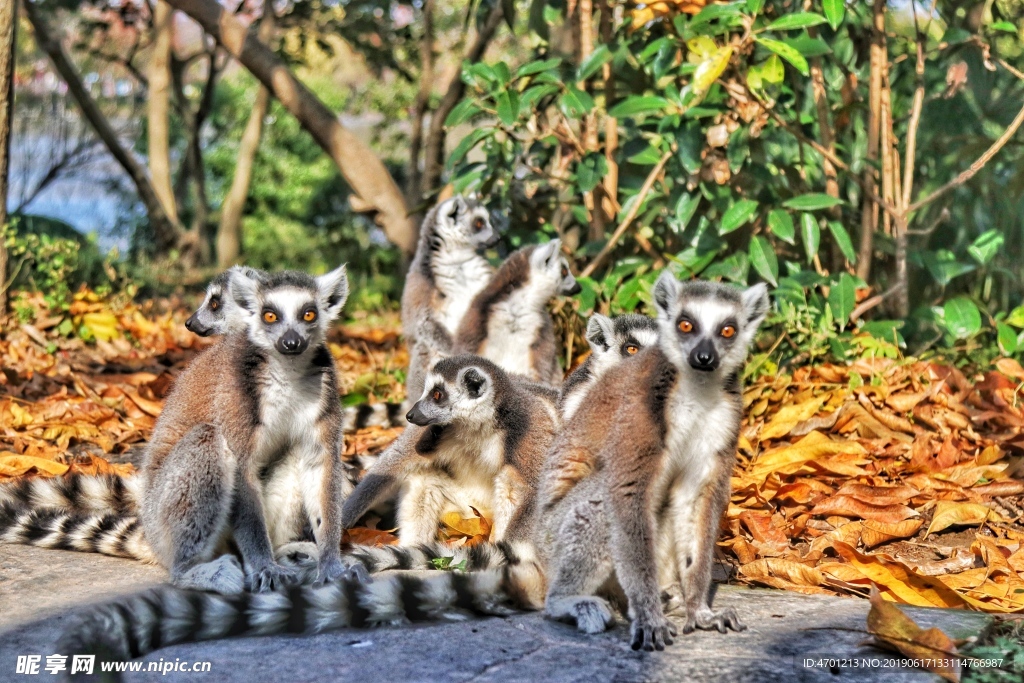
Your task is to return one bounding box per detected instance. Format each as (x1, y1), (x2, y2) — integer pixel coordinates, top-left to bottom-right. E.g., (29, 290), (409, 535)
(432, 196), (498, 251)
(186, 266), (266, 337)
(408, 363), (495, 428)
(585, 314), (660, 372)
(652, 272), (769, 377)
(528, 240), (581, 298)
(233, 265), (348, 357)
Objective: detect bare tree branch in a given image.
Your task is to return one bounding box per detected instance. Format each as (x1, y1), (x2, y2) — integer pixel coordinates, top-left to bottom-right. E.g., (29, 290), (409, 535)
(0, 0), (15, 310)
(164, 0), (416, 256)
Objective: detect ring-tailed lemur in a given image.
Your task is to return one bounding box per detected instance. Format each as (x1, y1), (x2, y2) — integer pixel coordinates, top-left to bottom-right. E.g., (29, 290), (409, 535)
(558, 313), (660, 420)
(0, 267), (360, 593)
(537, 273), (768, 649)
(340, 355), (558, 549)
(402, 196), (498, 402)
(186, 267), (405, 433)
(449, 240), (579, 386)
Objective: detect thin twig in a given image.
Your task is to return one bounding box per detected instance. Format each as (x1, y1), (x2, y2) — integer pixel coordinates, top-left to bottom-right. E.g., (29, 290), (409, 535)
(901, 0), (926, 211)
(906, 207), (949, 236)
(580, 151), (672, 278)
(849, 283), (902, 323)
(907, 98), (1024, 212)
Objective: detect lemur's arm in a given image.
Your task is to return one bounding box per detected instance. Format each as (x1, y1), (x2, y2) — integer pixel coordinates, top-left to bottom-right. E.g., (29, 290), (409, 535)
(231, 470), (287, 590)
(602, 442), (675, 651)
(340, 429), (420, 528)
(315, 402), (348, 582)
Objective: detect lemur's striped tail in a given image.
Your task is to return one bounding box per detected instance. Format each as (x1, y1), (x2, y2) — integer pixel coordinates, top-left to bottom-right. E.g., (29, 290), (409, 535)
(58, 572), (516, 680)
(346, 540), (547, 610)
(0, 504), (158, 563)
(341, 402), (406, 433)
(0, 474), (143, 515)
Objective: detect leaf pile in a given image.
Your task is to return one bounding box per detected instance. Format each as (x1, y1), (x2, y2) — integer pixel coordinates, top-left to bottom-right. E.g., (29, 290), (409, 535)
(0, 288), (406, 484)
(730, 357), (1024, 613)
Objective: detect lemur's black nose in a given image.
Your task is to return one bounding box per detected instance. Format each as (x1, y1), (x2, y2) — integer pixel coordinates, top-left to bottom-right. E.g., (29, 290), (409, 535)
(276, 330), (307, 355)
(697, 350), (712, 365)
(689, 340), (718, 372)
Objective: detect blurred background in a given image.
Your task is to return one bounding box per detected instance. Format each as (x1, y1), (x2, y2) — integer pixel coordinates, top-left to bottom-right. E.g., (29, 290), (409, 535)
(2, 0), (1024, 371)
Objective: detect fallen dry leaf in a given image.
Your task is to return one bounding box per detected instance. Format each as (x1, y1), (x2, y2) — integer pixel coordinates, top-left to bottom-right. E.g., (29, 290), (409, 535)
(925, 501), (1004, 537)
(866, 588), (961, 682)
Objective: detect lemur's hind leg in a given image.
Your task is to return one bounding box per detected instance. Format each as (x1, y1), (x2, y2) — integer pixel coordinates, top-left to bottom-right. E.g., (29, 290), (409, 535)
(146, 424), (242, 594)
(544, 496), (617, 634)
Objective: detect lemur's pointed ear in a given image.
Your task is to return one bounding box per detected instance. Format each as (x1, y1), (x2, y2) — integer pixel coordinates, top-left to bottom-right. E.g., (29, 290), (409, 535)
(462, 368), (487, 398)
(586, 314), (615, 352)
(653, 270), (681, 318)
(228, 269), (260, 313)
(439, 195), (466, 223)
(316, 264), (349, 321)
(742, 283), (771, 329)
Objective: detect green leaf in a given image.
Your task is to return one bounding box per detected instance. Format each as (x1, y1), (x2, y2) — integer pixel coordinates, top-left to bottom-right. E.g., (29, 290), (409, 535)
(577, 45), (612, 81)
(746, 0), (765, 13)
(763, 54), (784, 83)
(998, 323), (1019, 354)
(576, 153), (609, 193)
(720, 199), (759, 234)
(492, 61), (512, 84)
(447, 128), (490, 169)
(967, 229), (1004, 265)
(528, 0), (550, 42)
(783, 193), (843, 210)
(628, 145), (665, 165)
(608, 95), (670, 118)
(822, 0), (845, 30)
(496, 90), (520, 126)
(828, 220), (857, 264)
(921, 250), (975, 286)
(748, 235), (778, 287)
(990, 21), (1018, 34)
(515, 58), (562, 79)
(767, 210), (795, 244)
(444, 99), (481, 127)
(1007, 305), (1024, 328)
(430, 556), (453, 569)
(560, 86), (594, 117)
(519, 84), (559, 111)
(692, 3), (744, 28)
(800, 213), (820, 264)
(755, 37), (809, 75)
(766, 12), (827, 31)
(828, 272), (856, 327)
(943, 297), (982, 340)
(675, 193), (701, 231)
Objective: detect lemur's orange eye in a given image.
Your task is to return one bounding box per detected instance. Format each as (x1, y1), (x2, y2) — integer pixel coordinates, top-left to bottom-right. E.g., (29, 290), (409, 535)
(262, 311), (278, 324)
(625, 344), (639, 355)
(303, 310), (317, 323)
(210, 299), (219, 310)
(474, 217), (485, 231)
(432, 390), (442, 401)
(678, 320), (693, 333)
(721, 325), (736, 339)
(561, 267), (568, 278)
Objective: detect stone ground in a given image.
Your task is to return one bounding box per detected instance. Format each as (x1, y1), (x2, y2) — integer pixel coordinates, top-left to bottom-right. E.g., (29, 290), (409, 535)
(0, 545), (993, 682)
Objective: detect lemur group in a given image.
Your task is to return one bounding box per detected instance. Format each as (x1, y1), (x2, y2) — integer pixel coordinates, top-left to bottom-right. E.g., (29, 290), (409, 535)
(1, 194), (770, 662)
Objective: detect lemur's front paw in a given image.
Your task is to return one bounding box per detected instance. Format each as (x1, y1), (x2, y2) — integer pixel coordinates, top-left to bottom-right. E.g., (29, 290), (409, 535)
(681, 607), (745, 634)
(247, 562), (300, 592)
(660, 584), (685, 615)
(630, 612), (676, 651)
(314, 556), (371, 585)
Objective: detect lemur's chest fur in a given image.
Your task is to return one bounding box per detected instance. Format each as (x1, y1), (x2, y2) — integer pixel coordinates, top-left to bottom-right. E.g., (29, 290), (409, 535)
(480, 290), (546, 376)
(251, 363), (325, 470)
(407, 429), (504, 516)
(431, 251), (493, 334)
(649, 379), (739, 516)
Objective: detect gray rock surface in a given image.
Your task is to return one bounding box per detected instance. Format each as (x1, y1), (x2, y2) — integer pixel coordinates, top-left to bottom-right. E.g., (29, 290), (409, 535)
(0, 545), (992, 682)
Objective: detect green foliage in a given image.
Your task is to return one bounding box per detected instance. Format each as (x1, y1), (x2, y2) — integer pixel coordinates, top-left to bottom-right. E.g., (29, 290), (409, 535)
(437, 0), (1024, 368)
(2, 216), (94, 312)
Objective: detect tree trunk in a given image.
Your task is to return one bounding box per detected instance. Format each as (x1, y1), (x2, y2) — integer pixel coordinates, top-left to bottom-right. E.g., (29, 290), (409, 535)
(217, 0), (275, 268)
(163, 0), (416, 257)
(420, 3), (504, 199)
(405, 0), (433, 206)
(148, 1), (177, 222)
(857, 0), (886, 281)
(22, 0), (182, 254)
(0, 0), (15, 310)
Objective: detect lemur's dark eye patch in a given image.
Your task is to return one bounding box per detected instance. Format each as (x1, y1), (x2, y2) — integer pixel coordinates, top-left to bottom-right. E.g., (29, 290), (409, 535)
(473, 217), (486, 231)
(210, 298), (220, 311)
(561, 266), (568, 278)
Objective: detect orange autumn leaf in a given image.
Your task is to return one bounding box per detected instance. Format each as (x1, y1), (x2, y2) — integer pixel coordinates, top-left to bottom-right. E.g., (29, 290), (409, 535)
(439, 508), (492, 546)
(925, 501), (1005, 537)
(833, 542), (968, 609)
(811, 494), (918, 524)
(834, 483), (920, 506)
(343, 527), (399, 546)
(861, 519), (924, 549)
(866, 588), (961, 682)
(0, 453), (69, 477)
